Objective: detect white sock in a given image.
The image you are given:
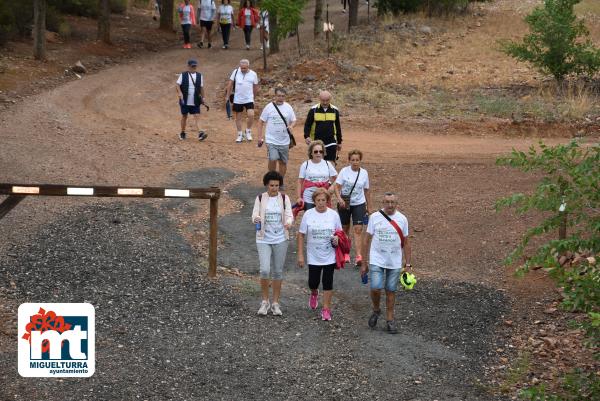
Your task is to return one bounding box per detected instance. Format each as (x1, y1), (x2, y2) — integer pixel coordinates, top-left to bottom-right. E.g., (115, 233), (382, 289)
(246, 129), (251, 134)
(237, 131), (243, 136)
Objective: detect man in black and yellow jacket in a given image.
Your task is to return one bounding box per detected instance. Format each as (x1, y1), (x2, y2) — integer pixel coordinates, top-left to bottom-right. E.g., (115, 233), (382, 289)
(303, 90), (342, 163)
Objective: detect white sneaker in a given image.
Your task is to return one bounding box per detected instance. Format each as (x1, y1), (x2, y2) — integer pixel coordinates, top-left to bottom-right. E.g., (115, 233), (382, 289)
(271, 303), (282, 316)
(236, 133), (244, 143)
(246, 131), (253, 141)
(257, 300), (270, 315)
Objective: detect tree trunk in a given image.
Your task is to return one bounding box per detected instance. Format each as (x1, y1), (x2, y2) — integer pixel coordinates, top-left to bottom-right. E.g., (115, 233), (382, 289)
(98, 0), (111, 44)
(33, 0), (46, 60)
(269, 11), (279, 54)
(160, 0), (174, 31)
(348, 0), (359, 31)
(314, 0), (323, 39)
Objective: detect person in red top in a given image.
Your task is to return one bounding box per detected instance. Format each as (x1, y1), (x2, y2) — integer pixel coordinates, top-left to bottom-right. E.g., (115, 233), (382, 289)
(237, 0), (260, 50)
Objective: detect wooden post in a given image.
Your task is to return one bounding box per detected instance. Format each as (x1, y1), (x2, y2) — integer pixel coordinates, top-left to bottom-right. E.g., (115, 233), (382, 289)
(208, 196), (219, 277)
(33, 0), (47, 60)
(98, 0), (111, 44)
(559, 212), (567, 240)
(0, 195), (25, 220)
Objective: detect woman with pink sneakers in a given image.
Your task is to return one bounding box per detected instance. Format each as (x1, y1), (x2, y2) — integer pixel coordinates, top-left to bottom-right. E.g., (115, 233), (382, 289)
(297, 187), (342, 321)
(177, 0), (196, 48)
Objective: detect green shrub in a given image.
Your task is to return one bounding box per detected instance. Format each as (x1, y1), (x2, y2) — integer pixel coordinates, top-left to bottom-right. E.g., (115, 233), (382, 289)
(58, 20), (72, 39)
(46, 5), (64, 33)
(374, 0), (480, 16)
(110, 0), (128, 14)
(500, 0), (600, 81)
(497, 141), (600, 399)
(0, 0), (15, 45)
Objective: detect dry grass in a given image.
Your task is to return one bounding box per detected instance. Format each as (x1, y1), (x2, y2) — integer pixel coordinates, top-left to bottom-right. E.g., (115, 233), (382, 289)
(576, 0), (600, 17)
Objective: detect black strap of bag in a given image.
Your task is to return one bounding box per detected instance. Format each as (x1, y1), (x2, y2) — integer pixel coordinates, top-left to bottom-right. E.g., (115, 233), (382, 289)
(272, 101), (296, 148)
(340, 169), (360, 208)
(229, 68), (238, 103)
(189, 72), (202, 106)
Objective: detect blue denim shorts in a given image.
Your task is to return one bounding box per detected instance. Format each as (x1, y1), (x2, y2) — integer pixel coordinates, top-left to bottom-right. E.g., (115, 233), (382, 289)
(369, 264), (401, 292)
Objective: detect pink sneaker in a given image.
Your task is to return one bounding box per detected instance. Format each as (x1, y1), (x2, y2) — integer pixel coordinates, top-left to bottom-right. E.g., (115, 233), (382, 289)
(321, 308), (332, 321)
(309, 290), (318, 310)
(355, 254), (363, 266)
(344, 254), (350, 264)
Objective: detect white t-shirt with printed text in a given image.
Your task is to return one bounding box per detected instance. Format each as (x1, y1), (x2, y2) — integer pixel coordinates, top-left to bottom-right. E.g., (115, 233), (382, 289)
(260, 102), (296, 146)
(367, 210), (409, 269)
(218, 4), (234, 24)
(298, 160), (337, 204)
(198, 0), (216, 21)
(335, 166), (369, 206)
(176, 72), (203, 106)
(299, 208), (342, 265)
(256, 196), (286, 245)
(229, 68), (259, 104)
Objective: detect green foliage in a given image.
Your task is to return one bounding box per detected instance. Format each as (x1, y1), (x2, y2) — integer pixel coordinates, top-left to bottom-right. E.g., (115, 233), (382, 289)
(0, 0), (16, 45)
(497, 141), (600, 399)
(374, 0), (482, 16)
(520, 369), (600, 400)
(260, 0), (306, 42)
(500, 0), (600, 81)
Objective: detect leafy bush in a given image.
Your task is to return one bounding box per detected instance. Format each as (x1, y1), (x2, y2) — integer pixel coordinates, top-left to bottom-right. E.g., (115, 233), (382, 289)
(0, 0), (15, 45)
(496, 141), (600, 400)
(46, 5), (65, 33)
(374, 0), (482, 16)
(500, 0), (600, 81)
(520, 369), (600, 401)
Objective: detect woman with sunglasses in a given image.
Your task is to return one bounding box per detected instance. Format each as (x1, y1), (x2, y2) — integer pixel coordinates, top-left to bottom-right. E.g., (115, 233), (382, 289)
(334, 149), (371, 266)
(297, 140), (337, 211)
(297, 187), (342, 321)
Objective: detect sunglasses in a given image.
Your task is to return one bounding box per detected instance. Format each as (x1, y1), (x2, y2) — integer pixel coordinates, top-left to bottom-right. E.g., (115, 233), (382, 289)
(313, 150), (323, 154)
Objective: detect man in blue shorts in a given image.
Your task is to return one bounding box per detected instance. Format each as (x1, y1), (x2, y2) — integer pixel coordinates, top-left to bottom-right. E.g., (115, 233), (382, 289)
(175, 59), (208, 141)
(362, 192), (412, 334)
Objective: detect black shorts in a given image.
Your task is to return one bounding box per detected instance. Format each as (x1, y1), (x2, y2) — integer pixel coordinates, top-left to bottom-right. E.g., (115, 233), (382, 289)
(200, 20), (214, 31)
(338, 202), (367, 226)
(232, 102), (254, 112)
(324, 145), (337, 162)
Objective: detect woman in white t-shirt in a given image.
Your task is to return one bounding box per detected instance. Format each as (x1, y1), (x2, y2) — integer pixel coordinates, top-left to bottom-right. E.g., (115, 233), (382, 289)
(252, 171), (293, 316)
(334, 149), (371, 267)
(217, 0), (234, 49)
(297, 188), (342, 321)
(296, 140), (338, 211)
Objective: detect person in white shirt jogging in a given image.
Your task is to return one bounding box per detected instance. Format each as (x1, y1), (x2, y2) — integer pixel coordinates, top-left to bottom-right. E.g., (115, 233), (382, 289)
(256, 87), (296, 190)
(175, 59), (208, 141)
(334, 149), (371, 266)
(225, 59), (259, 143)
(362, 192), (412, 334)
(217, 0), (235, 49)
(197, 0), (217, 48)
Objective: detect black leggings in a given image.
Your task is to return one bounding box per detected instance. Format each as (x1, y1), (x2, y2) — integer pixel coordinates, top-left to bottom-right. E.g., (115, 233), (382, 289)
(181, 23), (191, 44)
(243, 25), (253, 45)
(309, 263), (336, 291)
(220, 23), (231, 45)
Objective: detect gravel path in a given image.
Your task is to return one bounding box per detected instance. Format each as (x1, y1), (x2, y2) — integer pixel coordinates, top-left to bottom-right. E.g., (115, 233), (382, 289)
(0, 183), (509, 400)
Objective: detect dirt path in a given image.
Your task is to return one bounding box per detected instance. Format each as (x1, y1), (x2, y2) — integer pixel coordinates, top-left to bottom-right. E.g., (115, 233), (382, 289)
(0, 1), (588, 399)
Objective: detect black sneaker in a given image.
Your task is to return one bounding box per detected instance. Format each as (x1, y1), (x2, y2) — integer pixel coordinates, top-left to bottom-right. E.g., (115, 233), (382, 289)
(198, 131), (208, 141)
(179, 131), (186, 140)
(197, 42), (203, 48)
(208, 43), (212, 49)
(386, 320), (398, 334)
(368, 310), (380, 328)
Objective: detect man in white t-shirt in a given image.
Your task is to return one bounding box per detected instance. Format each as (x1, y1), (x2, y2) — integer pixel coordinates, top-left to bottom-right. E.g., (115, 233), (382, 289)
(256, 87), (296, 189)
(197, 0), (216, 48)
(362, 192), (412, 334)
(225, 59), (260, 143)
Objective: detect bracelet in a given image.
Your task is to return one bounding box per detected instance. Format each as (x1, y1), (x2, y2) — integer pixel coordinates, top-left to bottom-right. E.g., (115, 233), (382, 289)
(406, 263), (412, 267)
